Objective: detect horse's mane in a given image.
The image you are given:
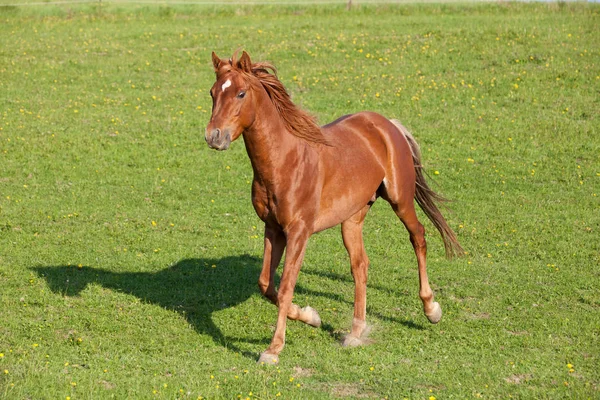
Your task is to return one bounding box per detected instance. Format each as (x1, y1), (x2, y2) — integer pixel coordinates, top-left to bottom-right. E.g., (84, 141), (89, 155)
(224, 53), (330, 146)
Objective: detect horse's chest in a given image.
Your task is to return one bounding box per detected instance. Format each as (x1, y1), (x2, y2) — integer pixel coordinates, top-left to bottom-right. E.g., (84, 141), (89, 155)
(252, 195), (271, 222)
(251, 181), (276, 222)
(252, 181), (303, 226)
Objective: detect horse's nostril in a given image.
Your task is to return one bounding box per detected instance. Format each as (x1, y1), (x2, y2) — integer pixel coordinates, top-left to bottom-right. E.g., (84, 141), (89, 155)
(212, 128), (221, 139)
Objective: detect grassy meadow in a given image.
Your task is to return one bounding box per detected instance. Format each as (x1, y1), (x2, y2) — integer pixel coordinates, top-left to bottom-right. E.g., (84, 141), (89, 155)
(1, 2), (599, 399)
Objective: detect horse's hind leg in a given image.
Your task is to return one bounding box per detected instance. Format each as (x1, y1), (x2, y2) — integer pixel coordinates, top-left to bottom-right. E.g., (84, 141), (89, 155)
(341, 204), (372, 347)
(392, 202), (442, 323)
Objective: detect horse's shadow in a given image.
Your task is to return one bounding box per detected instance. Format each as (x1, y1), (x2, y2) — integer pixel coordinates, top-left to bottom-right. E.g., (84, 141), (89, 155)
(32, 254), (426, 359)
(32, 255), (267, 357)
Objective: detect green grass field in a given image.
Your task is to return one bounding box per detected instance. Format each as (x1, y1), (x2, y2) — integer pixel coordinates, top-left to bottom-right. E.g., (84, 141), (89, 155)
(1, 2), (599, 399)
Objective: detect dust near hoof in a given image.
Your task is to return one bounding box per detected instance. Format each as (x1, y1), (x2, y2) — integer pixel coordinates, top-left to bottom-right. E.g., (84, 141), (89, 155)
(341, 324), (373, 347)
(258, 352), (279, 365)
(342, 335), (364, 347)
(425, 302), (442, 324)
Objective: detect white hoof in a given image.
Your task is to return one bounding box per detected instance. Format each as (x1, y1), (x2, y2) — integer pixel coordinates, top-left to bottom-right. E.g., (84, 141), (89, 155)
(426, 302), (442, 324)
(302, 306), (321, 328)
(342, 335), (364, 348)
(258, 352), (279, 365)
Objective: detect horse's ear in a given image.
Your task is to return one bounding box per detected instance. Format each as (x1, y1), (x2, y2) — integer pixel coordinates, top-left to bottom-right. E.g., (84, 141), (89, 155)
(237, 51), (252, 73)
(211, 51), (222, 71)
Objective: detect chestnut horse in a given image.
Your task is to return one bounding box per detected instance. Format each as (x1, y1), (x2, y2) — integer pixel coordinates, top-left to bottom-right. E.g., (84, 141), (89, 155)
(206, 51), (462, 364)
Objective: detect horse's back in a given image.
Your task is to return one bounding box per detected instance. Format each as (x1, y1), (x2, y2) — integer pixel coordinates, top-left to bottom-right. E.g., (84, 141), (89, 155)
(321, 111), (412, 164)
(320, 111), (395, 174)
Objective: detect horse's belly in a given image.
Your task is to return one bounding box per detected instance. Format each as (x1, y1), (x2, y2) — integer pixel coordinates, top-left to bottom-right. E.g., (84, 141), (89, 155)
(313, 173), (383, 232)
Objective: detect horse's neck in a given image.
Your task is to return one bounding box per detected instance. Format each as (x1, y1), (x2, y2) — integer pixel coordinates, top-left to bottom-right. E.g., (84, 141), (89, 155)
(243, 101), (313, 186)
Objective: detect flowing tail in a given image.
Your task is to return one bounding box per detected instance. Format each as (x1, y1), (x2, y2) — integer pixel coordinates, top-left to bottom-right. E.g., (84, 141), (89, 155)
(390, 120), (464, 259)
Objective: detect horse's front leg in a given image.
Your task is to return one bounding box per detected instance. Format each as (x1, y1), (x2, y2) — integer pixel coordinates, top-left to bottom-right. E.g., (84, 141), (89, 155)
(258, 225), (319, 364)
(258, 225), (285, 305)
(258, 224), (321, 326)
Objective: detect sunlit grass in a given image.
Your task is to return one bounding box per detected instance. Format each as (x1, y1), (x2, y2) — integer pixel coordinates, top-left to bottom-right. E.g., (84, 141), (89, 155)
(0, 2), (599, 399)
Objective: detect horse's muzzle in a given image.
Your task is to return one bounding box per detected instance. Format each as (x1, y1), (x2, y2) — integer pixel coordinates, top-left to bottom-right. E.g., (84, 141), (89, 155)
(205, 128), (231, 151)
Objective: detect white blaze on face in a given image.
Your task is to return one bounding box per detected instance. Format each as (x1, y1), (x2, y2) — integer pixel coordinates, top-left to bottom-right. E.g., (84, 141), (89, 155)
(221, 79), (232, 92)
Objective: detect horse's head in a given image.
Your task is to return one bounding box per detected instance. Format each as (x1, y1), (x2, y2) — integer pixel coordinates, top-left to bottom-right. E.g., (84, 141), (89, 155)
(205, 51), (257, 151)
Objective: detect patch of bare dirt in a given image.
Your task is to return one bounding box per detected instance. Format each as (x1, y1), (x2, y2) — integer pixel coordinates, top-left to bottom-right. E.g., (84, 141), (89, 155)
(329, 382), (377, 398)
(292, 366), (314, 378)
(505, 374), (533, 384)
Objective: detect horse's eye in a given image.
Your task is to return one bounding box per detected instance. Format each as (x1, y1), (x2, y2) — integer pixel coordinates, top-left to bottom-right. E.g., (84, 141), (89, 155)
(237, 91), (246, 99)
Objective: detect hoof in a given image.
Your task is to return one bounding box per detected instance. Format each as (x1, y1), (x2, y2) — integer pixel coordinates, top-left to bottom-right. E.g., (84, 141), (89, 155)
(258, 352), (279, 365)
(302, 306), (321, 328)
(342, 335), (364, 348)
(425, 302), (442, 324)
